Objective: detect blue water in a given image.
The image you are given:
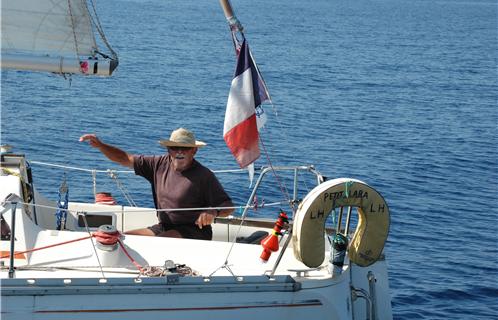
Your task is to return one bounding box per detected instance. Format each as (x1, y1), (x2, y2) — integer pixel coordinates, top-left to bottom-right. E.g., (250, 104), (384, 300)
(1, 0), (497, 318)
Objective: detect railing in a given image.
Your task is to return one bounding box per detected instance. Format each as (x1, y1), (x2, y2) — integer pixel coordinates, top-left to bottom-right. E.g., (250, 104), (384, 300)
(1, 153), (328, 278)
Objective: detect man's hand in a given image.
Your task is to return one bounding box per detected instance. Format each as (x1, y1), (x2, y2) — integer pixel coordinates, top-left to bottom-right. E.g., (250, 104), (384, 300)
(79, 134), (102, 148)
(78, 134), (134, 168)
(195, 211), (216, 229)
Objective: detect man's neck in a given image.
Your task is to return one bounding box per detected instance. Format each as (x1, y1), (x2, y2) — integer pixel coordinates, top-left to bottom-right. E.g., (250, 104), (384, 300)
(171, 156), (195, 172)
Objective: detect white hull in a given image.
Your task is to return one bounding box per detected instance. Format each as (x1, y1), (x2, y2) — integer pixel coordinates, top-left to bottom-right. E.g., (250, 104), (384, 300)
(0, 153), (393, 320)
(3, 276), (347, 319)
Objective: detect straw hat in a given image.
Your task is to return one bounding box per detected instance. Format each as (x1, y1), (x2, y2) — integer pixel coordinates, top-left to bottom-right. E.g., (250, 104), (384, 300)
(159, 128), (206, 148)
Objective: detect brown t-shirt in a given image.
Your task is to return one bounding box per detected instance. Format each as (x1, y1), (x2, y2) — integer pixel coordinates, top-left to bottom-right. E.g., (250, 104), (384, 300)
(133, 155), (231, 225)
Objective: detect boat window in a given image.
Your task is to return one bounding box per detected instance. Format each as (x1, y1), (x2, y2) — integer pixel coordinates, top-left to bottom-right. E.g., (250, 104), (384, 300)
(77, 214), (113, 228)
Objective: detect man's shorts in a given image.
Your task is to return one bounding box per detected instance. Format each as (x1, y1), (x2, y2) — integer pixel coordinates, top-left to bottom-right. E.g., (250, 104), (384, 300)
(148, 223), (212, 240)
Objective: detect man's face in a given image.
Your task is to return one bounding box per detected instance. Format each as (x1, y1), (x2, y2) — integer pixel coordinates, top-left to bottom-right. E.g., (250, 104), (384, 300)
(168, 147), (197, 171)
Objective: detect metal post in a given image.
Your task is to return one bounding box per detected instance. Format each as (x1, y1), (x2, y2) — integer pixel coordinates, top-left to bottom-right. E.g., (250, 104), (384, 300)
(337, 206), (344, 234)
(368, 271), (377, 320)
(239, 167), (271, 220)
(344, 206), (353, 235)
(8, 202), (18, 278)
(351, 286), (372, 320)
(293, 168), (298, 205)
(269, 229), (292, 277)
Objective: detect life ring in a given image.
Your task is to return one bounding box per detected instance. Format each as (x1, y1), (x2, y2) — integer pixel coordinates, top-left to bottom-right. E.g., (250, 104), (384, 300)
(292, 178), (390, 268)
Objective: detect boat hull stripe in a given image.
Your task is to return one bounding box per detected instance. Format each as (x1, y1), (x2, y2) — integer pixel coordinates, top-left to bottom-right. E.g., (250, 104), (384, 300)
(30, 300), (322, 313)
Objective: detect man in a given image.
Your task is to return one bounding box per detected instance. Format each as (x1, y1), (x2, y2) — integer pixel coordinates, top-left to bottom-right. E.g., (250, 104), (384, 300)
(79, 128), (234, 240)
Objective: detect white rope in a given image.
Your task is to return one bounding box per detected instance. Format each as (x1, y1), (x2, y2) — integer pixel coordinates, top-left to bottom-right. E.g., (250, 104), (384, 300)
(80, 213), (106, 279)
(29, 160), (248, 175)
(27, 160), (265, 214)
(2, 200), (285, 215)
(107, 170), (137, 207)
(29, 161), (132, 174)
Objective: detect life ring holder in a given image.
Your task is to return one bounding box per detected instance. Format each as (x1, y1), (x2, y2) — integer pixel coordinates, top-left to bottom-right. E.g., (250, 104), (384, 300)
(292, 178), (390, 268)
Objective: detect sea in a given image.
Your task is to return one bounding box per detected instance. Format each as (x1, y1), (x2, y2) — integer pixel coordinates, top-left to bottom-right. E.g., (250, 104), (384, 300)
(1, 0), (497, 318)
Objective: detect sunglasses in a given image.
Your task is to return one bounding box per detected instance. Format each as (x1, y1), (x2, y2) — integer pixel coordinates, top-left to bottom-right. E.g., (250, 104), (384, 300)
(168, 146), (194, 151)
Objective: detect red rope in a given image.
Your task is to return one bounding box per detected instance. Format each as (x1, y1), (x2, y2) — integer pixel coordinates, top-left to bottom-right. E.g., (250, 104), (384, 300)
(93, 230), (120, 245)
(117, 239), (143, 273)
(1, 230), (144, 273)
(0, 235), (92, 259)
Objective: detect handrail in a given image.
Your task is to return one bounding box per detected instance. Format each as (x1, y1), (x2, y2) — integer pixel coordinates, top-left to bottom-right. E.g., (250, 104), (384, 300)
(352, 286), (373, 320)
(219, 165), (323, 275)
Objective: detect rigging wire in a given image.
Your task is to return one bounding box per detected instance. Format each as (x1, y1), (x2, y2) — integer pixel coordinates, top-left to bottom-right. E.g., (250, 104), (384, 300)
(258, 136), (291, 206)
(107, 170), (137, 207)
(30, 160), (247, 175)
(81, 213), (106, 278)
(3, 199), (284, 216)
(87, 0), (118, 59)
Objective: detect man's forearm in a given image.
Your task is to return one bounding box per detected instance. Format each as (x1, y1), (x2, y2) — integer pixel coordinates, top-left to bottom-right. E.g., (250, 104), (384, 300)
(97, 143), (133, 168)
(217, 200), (235, 217)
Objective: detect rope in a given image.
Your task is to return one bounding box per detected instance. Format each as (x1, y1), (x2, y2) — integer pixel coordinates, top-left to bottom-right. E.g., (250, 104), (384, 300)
(91, 229), (143, 272)
(107, 170), (136, 207)
(344, 181), (354, 198)
(55, 185), (69, 230)
(0, 235), (92, 259)
(30, 160), (246, 175)
(93, 230), (120, 245)
(259, 136), (292, 207)
(87, 0), (118, 60)
(117, 239), (143, 272)
(0, 230), (143, 273)
(2, 199), (284, 216)
(80, 213), (106, 278)
(30, 161), (132, 173)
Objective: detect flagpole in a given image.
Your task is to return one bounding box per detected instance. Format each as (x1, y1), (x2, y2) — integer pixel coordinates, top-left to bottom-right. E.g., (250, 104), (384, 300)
(218, 0), (234, 20)
(219, 0), (244, 33)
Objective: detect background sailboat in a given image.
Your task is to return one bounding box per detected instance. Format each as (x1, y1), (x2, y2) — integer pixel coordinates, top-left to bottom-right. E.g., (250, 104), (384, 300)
(1, 0), (118, 76)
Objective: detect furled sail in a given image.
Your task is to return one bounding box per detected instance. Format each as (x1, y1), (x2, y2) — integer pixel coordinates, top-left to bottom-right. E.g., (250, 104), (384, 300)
(1, 0), (118, 76)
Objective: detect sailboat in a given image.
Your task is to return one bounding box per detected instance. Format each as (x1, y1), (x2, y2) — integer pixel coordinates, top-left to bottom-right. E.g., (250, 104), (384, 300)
(1, 0), (118, 76)
(0, 1), (393, 319)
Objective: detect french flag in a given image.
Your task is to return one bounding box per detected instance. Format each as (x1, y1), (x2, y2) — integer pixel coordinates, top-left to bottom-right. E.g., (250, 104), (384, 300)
(223, 39), (269, 168)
